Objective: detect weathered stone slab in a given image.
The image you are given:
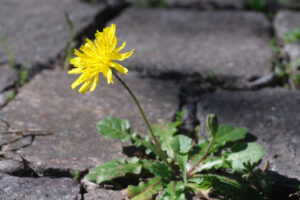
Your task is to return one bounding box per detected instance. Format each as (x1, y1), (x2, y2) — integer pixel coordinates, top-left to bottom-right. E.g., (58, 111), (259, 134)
(0, 65), (17, 92)
(0, 173), (80, 200)
(113, 8), (272, 79)
(0, 90), (13, 108)
(0, 0), (104, 72)
(125, 0), (246, 9)
(0, 160), (24, 174)
(84, 189), (121, 200)
(197, 89), (300, 179)
(0, 70), (179, 173)
(276, 0), (300, 9)
(274, 11), (300, 63)
(165, 0), (246, 9)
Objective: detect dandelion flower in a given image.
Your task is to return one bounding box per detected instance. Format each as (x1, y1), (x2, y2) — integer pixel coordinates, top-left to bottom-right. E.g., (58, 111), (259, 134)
(68, 24), (134, 94)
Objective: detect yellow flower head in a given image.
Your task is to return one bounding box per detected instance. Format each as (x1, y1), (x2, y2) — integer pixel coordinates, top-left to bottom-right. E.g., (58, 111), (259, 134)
(68, 24), (134, 94)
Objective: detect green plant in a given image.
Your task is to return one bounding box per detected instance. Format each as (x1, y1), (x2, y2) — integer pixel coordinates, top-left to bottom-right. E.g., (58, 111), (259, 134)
(283, 27), (300, 43)
(0, 32), (15, 69)
(69, 24), (269, 200)
(18, 61), (30, 86)
(85, 113), (268, 199)
(270, 35), (300, 89)
(72, 170), (81, 181)
(64, 12), (75, 70)
(133, 0), (168, 8)
(247, 0), (268, 11)
(7, 91), (16, 102)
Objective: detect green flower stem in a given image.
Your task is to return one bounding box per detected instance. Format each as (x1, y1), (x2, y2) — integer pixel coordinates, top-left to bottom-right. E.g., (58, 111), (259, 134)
(187, 137), (215, 177)
(112, 70), (171, 169)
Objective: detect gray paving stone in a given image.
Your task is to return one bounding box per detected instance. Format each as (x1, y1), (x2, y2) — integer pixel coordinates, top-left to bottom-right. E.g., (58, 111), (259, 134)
(84, 189), (121, 200)
(165, 0), (246, 9)
(0, 90), (13, 108)
(0, 160), (24, 174)
(196, 89), (300, 179)
(0, 65), (17, 93)
(125, 0), (246, 9)
(113, 8), (272, 79)
(274, 11), (300, 63)
(276, 0), (300, 9)
(0, 0), (105, 72)
(0, 69), (179, 174)
(0, 173), (80, 200)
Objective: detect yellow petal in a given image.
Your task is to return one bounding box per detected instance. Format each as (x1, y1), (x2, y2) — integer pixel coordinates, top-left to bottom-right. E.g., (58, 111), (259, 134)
(114, 41), (126, 53)
(71, 74), (87, 89)
(79, 80), (92, 94)
(70, 57), (81, 67)
(90, 75), (99, 92)
(68, 67), (82, 74)
(107, 24), (116, 39)
(112, 49), (134, 61)
(109, 62), (128, 74)
(103, 68), (113, 84)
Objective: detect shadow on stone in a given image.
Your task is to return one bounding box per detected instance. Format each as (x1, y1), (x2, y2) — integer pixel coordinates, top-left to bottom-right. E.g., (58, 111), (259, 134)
(266, 170), (300, 200)
(245, 132), (258, 142)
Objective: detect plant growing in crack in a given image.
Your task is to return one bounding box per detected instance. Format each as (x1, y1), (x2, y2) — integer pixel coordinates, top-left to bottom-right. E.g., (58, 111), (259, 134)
(270, 28), (300, 89)
(68, 24), (269, 199)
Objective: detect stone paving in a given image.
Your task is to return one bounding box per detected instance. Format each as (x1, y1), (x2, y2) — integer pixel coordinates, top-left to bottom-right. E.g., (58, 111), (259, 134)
(0, 0), (105, 71)
(0, 0), (300, 199)
(0, 70), (179, 174)
(0, 173), (80, 200)
(113, 8), (271, 79)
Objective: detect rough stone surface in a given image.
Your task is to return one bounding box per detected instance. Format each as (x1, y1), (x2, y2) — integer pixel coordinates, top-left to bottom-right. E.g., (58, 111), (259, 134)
(0, 160), (24, 174)
(165, 0), (246, 9)
(276, 0), (300, 9)
(274, 11), (300, 63)
(113, 8), (272, 79)
(84, 189), (121, 200)
(125, 0), (246, 9)
(0, 65), (17, 92)
(0, 70), (179, 173)
(0, 173), (80, 200)
(197, 89), (300, 179)
(0, 90), (13, 108)
(0, 0), (104, 71)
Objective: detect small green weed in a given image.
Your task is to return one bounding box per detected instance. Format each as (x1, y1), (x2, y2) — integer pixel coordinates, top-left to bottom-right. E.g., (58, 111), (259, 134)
(19, 68), (29, 86)
(283, 27), (300, 43)
(7, 91), (16, 102)
(247, 0), (268, 11)
(270, 28), (300, 89)
(72, 170), (81, 181)
(64, 12), (75, 70)
(0, 32), (15, 69)
(133, 0), (168, 8)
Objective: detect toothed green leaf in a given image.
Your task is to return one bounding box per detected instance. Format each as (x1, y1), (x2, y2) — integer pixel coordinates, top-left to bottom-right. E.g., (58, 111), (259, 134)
(86, 157), (142, 184)
(153, 122), (178, 158)
(160, 181), (186, 200)
(189, 174), (261, 200)
(143, 161), (172, 180)
(124, 177), (164, 200)
(131, 131), (160, 157)
(97, 117), (131, 141)
(193, 156), (231, 173)
(191, 124), (247, 166)
(226, 142), (264, 172)
(171, 135), (192, 154)
(177, 154), (188, 183)
(215, 125), (248, 147)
